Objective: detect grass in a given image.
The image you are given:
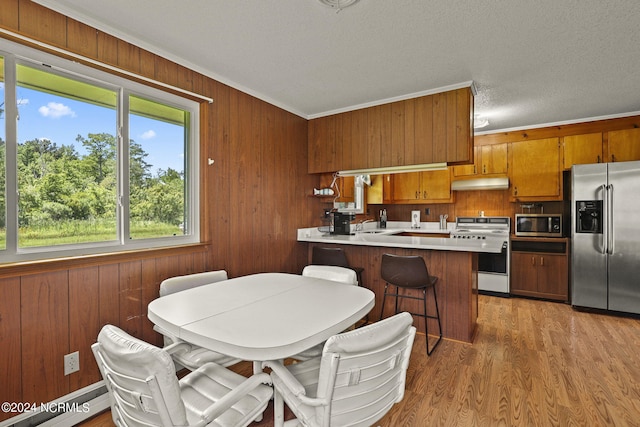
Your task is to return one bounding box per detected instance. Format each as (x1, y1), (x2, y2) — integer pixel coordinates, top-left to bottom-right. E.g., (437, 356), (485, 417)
(0, 219), (182, 248)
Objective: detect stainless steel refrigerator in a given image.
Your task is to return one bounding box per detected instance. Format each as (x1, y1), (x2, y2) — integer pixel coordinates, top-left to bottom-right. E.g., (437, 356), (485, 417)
(572, 161), (640, 314)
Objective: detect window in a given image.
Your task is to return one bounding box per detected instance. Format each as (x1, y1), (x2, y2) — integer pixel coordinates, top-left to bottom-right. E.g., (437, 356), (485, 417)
(0, 55), (5, 251)
(0, 40), (199, 262)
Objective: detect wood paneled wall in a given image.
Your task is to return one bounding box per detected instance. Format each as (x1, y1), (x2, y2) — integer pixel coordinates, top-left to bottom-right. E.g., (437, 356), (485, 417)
(0, 0), (317, 420)
(0, 247), (212, 420)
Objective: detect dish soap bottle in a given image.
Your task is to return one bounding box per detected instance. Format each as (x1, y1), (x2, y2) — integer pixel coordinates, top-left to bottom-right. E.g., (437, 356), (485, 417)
(380, 209), (387, 229)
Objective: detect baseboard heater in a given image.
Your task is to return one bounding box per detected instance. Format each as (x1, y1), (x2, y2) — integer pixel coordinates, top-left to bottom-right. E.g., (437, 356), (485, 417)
(0, 382), (110, 427)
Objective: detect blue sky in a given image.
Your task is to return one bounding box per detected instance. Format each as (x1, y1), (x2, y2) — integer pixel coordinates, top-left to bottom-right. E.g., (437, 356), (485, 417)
(3, 84), (185, 176)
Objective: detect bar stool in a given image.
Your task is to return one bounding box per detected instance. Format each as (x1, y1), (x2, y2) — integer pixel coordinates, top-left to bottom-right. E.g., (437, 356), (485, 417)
(380, 253), (442, 355)
(312, 246), (367, 323)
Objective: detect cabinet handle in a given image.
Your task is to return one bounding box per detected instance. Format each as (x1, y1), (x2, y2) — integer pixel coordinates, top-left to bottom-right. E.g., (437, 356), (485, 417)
(473, 165), (477, 174)
(514, 186), (518, 196)
(423, 191), (427, 199)
(483, 165), (486, 174)
(597, 155), (601, 163)
(531, 256), (536, 266)
(612, 154), (616, 162)
(540, 256), (544, 266)
(415, 191), (419, 199)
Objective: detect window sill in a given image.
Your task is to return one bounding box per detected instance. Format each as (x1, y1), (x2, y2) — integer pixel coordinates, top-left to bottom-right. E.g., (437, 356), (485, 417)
(0, 243), (212, 279)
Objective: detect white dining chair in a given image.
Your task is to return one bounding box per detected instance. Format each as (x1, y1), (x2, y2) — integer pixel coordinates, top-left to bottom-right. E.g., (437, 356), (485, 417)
(154, 270), (242, 369)
(290, 266), (359, 361)
(92, 324), (273, 427)
(301, 264), (358, 285)
(263, 312), (416, 427)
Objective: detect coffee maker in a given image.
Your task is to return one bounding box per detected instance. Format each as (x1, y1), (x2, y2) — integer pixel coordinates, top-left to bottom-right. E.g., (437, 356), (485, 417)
(331, 212), (354, 235)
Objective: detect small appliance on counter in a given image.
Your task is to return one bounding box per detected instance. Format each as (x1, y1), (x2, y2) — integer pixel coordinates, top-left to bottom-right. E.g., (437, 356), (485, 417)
(411, 210), (421, 229)
(331, 212), (355, 235)
(439, 214), (448, 230)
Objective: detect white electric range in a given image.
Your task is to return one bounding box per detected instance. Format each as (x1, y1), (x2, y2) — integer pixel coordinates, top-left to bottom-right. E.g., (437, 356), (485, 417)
(451, 216), (511, 295)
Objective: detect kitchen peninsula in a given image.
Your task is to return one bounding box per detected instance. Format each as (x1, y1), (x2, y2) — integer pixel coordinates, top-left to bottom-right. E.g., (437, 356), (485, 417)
(298, 222), (503, 343)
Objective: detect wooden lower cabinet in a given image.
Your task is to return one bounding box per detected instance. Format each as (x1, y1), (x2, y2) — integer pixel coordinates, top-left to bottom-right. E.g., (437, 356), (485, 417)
(307, 242), (478, 343)
(510, 238), (569, 302)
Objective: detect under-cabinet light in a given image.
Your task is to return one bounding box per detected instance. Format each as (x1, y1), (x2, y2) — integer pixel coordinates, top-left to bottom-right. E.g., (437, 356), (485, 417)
(337, 162), (448, 176)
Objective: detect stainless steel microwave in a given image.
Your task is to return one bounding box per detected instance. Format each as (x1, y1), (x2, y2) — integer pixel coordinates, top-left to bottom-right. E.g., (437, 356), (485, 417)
(515, 214), (563, 237)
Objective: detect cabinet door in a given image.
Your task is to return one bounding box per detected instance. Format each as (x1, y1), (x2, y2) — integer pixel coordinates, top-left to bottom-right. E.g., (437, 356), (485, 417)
(391, 172), (422, 201)
(453, 146), (479, 177)
(510, 252), (538, 294)
(335, 176), (355, 202)
(536, 254), (568, 300)
(420, 169), (452, 202)
(509, 138), (561, 200)
(308, 115), (337, 173)
(563, 133), (603, 169)
(607, 128), (640, 162)
(481, 143), (507, 175)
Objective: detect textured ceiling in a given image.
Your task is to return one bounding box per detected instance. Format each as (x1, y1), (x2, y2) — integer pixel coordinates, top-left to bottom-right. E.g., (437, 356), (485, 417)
(34, 0), (640, 133)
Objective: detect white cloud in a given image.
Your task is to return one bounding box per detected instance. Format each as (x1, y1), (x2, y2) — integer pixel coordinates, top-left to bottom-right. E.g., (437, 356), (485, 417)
(38, 102), (76, 119)
(140, 130), (156, 140)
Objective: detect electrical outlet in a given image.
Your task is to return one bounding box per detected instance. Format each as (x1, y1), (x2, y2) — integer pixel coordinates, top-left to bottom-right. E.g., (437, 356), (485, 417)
(425, 208), (431, 215)
(64, 351), (80, 375)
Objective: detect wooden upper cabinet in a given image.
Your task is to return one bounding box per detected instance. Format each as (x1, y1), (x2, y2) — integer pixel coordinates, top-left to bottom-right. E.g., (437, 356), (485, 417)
(335, 176), (355, 202)
(390, 169), (453, 204)
(308, 115), (338, 173)
(413, 95), (435, 164)
(561, 129), (640, 169)
(453, 145), (479, 177)
(391, 172), (422, 201)
(453, 143), (507, 177)
(481, 143), (508, 175)
(349, 108), (369, 170)
(307, 87), (474, 173)
(509, 138), (561, 201)
(607, 128), (640, 163)
(446, 87), (474, 164)
(563, 133), (603, 169)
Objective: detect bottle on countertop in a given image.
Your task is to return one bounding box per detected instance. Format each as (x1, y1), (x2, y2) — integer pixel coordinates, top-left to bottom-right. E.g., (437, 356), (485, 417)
(380, 209), (387, 228)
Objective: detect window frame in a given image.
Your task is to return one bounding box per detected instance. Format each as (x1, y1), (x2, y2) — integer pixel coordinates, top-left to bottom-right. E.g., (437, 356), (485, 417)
(0, 38), (200, 263)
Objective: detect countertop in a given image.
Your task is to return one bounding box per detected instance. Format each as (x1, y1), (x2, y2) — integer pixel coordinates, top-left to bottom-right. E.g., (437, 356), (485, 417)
(298, 221), (503, 253)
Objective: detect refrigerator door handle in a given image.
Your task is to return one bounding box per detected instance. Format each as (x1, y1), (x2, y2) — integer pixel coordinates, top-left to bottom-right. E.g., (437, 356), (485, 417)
(600, 184), (608, 254)
(607, 184), (614, 255)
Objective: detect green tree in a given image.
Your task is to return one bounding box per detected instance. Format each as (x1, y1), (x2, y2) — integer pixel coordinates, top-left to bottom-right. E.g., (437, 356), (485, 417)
(11, 130), (184, 243)
(76, 133), (116, 183)
(131, 167), (184, 226)
(17, 139), (81, 225)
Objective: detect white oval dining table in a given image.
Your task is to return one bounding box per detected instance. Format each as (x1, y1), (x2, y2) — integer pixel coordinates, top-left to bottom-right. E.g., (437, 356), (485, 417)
(148, 272), (375, 361)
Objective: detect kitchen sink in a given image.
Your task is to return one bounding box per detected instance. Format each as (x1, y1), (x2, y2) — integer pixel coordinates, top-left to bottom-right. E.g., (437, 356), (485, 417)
(355, 229), (397, 235)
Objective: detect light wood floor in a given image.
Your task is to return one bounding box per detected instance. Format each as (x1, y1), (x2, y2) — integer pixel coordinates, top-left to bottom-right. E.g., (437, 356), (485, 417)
(80, 295), (640, 426)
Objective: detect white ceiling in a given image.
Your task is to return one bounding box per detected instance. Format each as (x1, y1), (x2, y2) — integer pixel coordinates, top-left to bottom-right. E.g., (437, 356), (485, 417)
(34, 0), (640, 133)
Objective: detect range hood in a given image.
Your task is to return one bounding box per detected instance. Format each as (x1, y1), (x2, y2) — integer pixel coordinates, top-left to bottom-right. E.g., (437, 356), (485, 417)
(451, 177), (509, 191)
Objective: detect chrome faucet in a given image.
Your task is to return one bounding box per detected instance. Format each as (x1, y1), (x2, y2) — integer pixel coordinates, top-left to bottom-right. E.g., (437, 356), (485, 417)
(354, 219), (374, 231)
